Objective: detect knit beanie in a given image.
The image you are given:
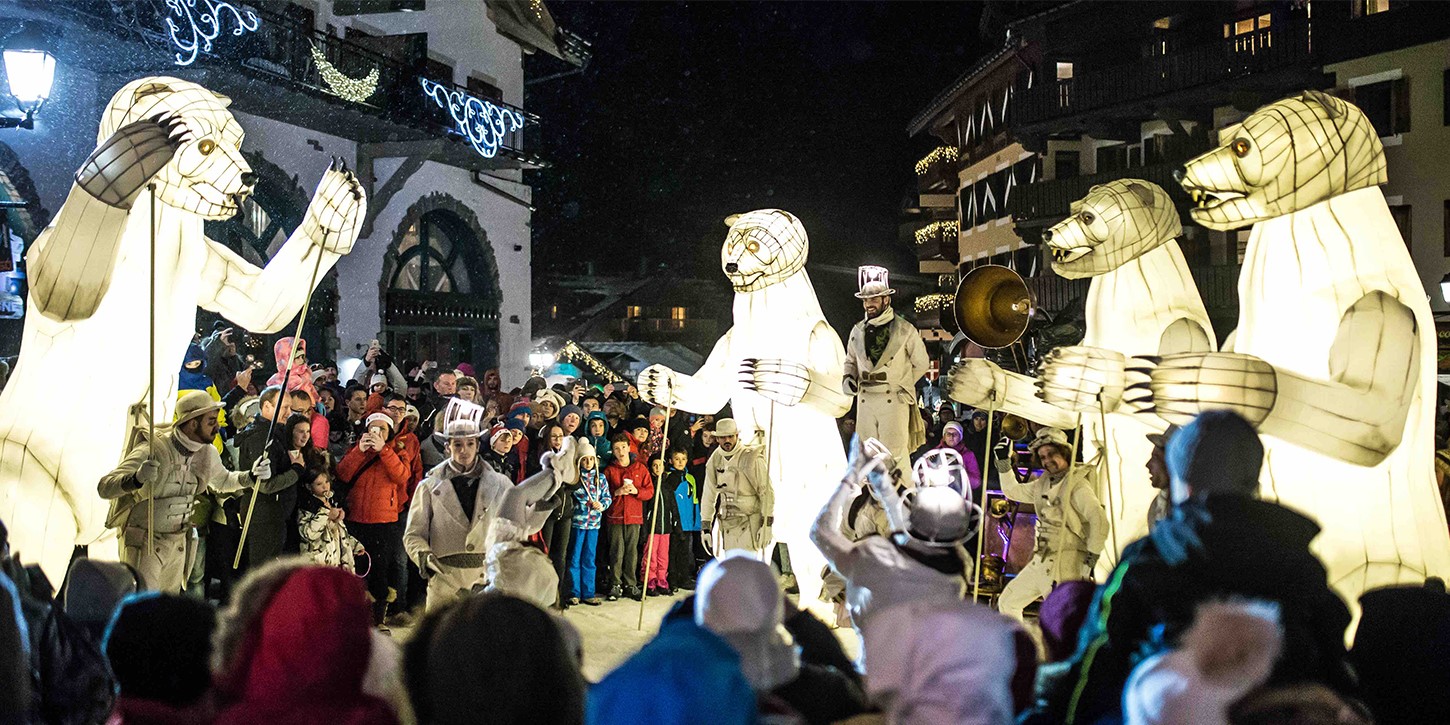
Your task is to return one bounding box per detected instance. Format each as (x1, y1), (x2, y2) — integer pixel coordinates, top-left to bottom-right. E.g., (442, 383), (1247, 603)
(1038, 580), (1097, 662)
(628, 417), (650, 433)
(505, 417), (527, 433)
(559, 405), (583, 423)
(369, 372), (387, 389)
(1166, 410), (1263, 498)
(103, 592), (217, 705)
(456, 375), (479, 392)
(365, 412), (394, 432)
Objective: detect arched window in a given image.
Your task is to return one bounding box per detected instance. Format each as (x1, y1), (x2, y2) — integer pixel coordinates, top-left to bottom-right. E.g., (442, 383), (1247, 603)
(383, 196), (500, 369)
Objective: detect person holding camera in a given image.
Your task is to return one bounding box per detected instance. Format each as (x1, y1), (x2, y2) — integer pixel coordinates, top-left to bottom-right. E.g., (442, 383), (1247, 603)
(336, 412), (412, 626)
(351, 339), (407, 401)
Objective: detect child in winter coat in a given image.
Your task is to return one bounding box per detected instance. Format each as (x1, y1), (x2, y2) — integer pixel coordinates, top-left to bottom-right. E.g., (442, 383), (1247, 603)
(584, 411), (612, 462)
(664, 448), (701, 590)
(640, 457), (677, 596)
(568, 445), (611, 605)
(297, 469), (365, 569)
(603, 435), (654, 601)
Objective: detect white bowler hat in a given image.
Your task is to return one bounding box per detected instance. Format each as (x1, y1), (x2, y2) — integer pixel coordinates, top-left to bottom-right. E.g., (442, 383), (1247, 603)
(714, 418), (739, 437)
(855, 265), (896, 299)
(175, 391), (224, 425)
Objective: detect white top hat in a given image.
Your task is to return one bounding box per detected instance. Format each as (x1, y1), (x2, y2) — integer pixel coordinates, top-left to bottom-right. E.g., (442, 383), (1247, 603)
(434, 398), (489, 441)
(855, 265), (896, 299)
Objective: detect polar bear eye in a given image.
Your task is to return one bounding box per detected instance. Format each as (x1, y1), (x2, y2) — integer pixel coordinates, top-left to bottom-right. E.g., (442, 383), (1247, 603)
(1232, 138), (1251, 158)
(197, 139), (217, 155)
(745, 240), (760, 254)
(1078, 211), (1095, 225)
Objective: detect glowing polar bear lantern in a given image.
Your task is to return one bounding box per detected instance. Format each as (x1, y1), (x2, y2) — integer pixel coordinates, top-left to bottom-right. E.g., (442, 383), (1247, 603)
(948, 180), (1215, 562)
(1141, 91), (1450, 600)
(0, 77), (365, 581)
(637, 209), (851, 604)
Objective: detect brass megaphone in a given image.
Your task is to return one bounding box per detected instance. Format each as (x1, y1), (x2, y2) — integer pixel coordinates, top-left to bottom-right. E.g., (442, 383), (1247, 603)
(1000, 414), (1030, 441)
(988, 498), (1013, 518)
(953, 264), (1035, 349)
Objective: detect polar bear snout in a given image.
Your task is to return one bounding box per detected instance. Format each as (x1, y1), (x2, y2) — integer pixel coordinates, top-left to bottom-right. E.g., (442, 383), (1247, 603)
(725, 262), (739, 273)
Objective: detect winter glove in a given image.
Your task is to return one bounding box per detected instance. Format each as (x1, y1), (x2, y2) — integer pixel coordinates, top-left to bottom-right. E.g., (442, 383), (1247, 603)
(129, 459), (161, 491)
(756, 524), (773, 550)
(250, 454), (273, 482)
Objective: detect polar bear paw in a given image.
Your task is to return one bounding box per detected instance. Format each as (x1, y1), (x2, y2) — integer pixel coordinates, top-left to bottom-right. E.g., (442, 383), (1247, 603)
(740, 358), (809, 406)
(637, 364), (681, 408)
(300, 157), (366, 256)
(77, 113), (191, 209)
(1126, 352), (1276, 426)
(1037, 346), (1126, 412)
(946, 358), (1005, 407)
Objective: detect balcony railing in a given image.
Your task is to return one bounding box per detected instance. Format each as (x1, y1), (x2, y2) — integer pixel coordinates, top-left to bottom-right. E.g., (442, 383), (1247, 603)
(916, 147), (960, 193)
(1012, 20), (1311, 127)
(47, 0), (538, 161)
(1007, 161), (1190, 225)
(915, 221), (958, 261)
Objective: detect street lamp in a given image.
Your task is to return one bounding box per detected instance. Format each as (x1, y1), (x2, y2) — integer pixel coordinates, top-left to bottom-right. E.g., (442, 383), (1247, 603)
(529, 349), (555, 371)
(2, 26), (57, 130)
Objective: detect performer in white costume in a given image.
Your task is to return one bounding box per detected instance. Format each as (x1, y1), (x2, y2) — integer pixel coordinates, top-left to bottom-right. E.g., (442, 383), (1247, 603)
(701, 418), (773, 556)
(844, 266), (930, 471)
(638, 209), (851, 604)
(1139, 91), (1450, 601)
(949, 180), (1214, 568)
(0, 77), (364, 581)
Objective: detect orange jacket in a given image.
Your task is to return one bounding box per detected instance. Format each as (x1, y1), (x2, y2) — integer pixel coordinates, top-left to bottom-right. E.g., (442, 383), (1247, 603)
(336, 439), (410, 524)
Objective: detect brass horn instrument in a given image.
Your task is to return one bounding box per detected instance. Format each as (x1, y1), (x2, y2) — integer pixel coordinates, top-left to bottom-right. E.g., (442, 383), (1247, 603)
(953, 264), (1035, 349)
(1000, 413), (1030, 441)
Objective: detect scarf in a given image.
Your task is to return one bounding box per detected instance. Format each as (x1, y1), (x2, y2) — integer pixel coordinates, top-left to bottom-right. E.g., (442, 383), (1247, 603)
(174, 430), (207, 454)
(864, 307), (895, 365)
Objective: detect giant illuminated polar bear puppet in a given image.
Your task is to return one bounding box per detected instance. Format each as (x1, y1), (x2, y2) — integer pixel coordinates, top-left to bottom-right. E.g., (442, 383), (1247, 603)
(0, 77), (364, 581)
(1138, 91), (1450, 600)
(637, 209), (851, 603)
(948, 180), (1216, 566)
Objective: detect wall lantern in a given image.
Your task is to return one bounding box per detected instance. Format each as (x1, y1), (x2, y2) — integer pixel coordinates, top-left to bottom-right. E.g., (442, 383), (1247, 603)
(1, 26), (57, 130)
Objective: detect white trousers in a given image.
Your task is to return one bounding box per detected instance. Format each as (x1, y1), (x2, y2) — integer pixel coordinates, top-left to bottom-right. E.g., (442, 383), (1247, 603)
(857, 390), (913, 470)
(998, 556), (1056, 622)
(121, 526), (196, 593)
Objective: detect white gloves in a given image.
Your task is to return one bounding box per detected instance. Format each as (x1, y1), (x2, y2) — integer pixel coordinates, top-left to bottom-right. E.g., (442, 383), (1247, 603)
(131, 459), (160, 490)
(251, 453), (273, 482)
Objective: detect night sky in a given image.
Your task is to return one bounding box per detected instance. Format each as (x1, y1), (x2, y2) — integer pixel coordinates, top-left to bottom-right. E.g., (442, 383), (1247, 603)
(525, 1), (985, 331)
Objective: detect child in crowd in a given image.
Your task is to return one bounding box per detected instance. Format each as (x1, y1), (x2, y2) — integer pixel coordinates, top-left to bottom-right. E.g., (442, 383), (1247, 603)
(585, 411), (612, 461)
(604, 434), (654, 601)
(297, 469), (365, 570)
(665, 448), (701, 590)
(641, 457), (676, 596)
(628, 418), (651, 457)
(568, 445), (611, 606)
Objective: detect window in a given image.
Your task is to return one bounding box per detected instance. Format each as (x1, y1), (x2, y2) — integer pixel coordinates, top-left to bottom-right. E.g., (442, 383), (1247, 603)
(1351, 0), (1397, 18)
(670, 307), (686, 320)
(625, 305), (642, 319)
(1388, 205), (1411, 248)
(1054, 150), (1079, 180)
(467, 76), (503, 101)
(389, 213), (473, 294)
(1224, 13), (1272, 55)
(550, 304), (558, 319)
(1055, 62), (1074, 81)
(1354, 78), (1411, 137)
(1096, 144), (1129, 174)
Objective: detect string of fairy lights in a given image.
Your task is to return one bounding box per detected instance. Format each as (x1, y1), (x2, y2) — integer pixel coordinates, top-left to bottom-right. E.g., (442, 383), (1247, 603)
(555, 340), (627, 383)
(914, 220), (958, 246)
(914, 293), (955, 314)
(914, 146), (959, 175)
(310, 44), (379, 103)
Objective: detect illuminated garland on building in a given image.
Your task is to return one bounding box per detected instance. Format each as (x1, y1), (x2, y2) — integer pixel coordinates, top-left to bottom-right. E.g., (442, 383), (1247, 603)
(555, 340), (626, 383)
(914, 220), (958, 246)
(164, 0), (260, 67)
(914, 293), (954, 314)
(938, 273), (958, 289)
(914, 146), (959, 175)
(420, 78), (526, 159)
(310, 44), (379, 103)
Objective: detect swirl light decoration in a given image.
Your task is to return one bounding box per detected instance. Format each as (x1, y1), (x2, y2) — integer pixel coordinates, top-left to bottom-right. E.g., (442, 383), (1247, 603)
(164, 0), (261, 67)
(419, 78), (526, 159)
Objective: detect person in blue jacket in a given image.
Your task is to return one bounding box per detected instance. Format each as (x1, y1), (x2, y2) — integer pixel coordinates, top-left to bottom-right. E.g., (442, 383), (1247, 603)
(664, 448), (701, 590)
(586, 597), (755, 725)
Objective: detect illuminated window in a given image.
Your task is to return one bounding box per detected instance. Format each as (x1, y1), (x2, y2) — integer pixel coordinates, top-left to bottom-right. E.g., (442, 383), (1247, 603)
(625, 305), (642, 318)
(1351, 0), (1395, 17)
(1055, 62), (1073, 80)
(671, 306), (686, 320)
(550, 304), (558, 319)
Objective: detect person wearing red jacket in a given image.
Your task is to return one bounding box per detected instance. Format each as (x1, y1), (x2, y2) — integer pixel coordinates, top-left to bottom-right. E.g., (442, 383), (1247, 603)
(603, 435), (654, 601)
(336, 412), (410, 626)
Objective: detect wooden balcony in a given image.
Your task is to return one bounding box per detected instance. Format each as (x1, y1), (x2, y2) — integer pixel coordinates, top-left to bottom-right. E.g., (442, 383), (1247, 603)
(1012, 20), (1313, 131)
(1007, 161), (1190, 229)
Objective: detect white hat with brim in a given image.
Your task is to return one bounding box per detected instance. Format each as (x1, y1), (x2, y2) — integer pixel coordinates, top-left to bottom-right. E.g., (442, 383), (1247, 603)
(175, 390), (225, 425)
(854, 281), (897, 299)
(714, 418), (739, 437)
(1030, 427), (1072, 453)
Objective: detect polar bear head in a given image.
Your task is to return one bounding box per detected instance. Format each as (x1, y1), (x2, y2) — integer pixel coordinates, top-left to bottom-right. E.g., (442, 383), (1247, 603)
(1043, 179), (1180, 280)
(720, 209), (808, 292)
(1178, 90), (1386, 231)
(98, 76), (254, 220)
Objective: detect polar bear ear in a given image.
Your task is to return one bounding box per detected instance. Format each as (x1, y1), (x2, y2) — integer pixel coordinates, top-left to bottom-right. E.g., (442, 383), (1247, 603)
(1124, 181), (1156, 209)
(213, 91), (232, 108)
(132, 81), (173, 103)
(724, 213), (743, 227)
(1299, 89), (1340, 119)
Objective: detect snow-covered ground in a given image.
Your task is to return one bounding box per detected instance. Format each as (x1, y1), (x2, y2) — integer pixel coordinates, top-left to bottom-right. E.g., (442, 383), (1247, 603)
(562, 593), (689, 681)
